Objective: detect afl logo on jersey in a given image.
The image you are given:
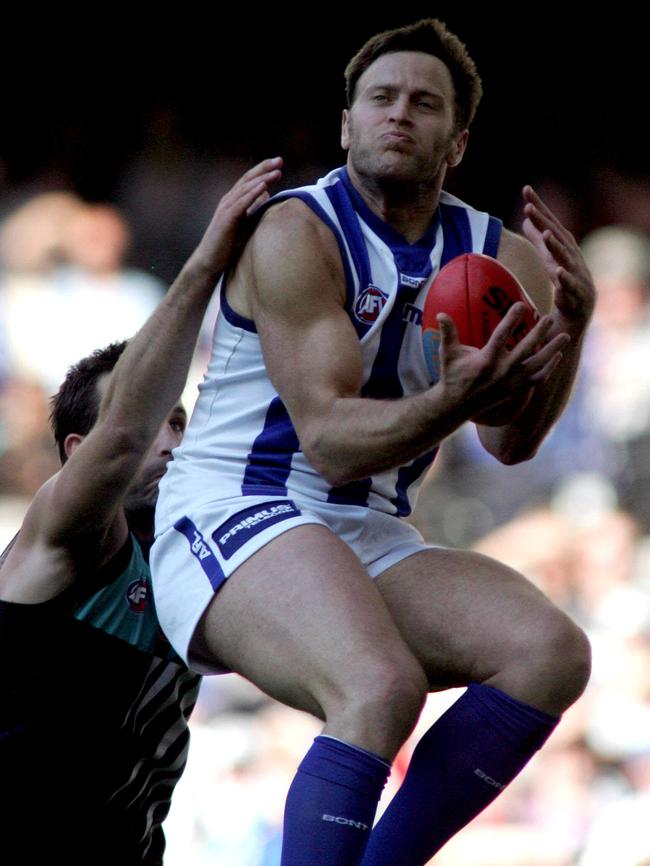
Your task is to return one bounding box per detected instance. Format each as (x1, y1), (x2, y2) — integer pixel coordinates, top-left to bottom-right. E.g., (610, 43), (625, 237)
(126, 578), (148, 613)
(354, 285), (388, 324)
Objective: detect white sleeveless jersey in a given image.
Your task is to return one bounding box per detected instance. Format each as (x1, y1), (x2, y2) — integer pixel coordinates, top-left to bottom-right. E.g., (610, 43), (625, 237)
(155, 167), (502, 528)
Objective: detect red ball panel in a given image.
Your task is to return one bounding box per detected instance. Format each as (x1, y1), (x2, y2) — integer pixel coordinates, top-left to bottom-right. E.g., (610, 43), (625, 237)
(421, 253), (540, 382)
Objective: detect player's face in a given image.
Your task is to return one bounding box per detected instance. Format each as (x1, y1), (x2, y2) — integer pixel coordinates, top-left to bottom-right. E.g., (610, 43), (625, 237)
(124, 405), (187, 513)
(341, 51), (468, 186)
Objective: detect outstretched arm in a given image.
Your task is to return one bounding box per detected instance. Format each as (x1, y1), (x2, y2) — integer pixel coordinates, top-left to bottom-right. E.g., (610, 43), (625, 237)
(5, 158), (282, 587)
(98, 158), (283, 447)
(51, 157), (283, 543)
(477, 186), (595, 463)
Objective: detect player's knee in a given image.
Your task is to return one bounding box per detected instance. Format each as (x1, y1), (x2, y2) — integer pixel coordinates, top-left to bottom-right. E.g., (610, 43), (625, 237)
(557, 620), (592, 704)
(378, 660), (428, 734)
(528, 610), (592, 706)
(345, 656), (428, 742)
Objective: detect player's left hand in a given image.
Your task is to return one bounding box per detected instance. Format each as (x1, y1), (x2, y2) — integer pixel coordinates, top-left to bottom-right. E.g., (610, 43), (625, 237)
(522, 185), (595, 332)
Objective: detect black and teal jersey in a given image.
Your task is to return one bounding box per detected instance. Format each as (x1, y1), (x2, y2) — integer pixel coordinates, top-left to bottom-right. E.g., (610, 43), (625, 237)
(0, 533), (201, 865)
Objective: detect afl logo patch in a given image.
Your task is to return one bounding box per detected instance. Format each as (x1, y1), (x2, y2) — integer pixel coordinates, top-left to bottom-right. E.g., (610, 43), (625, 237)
(354, 285), (388, 324)
(126, 578), (148, 613)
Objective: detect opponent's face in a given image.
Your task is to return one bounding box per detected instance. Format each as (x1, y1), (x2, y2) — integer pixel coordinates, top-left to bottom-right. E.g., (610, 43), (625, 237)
(341, 51), (468, 186)
(64, 374), (187, 514)
(124, 405), (186, 514)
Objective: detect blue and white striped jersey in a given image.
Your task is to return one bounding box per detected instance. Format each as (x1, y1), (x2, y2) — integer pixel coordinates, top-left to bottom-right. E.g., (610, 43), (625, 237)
(156, 167), (502, 524)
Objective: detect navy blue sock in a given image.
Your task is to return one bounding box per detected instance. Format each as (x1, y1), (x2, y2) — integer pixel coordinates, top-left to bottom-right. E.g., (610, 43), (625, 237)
(360, 684), (559, 866)
(281, 735), (391, 866)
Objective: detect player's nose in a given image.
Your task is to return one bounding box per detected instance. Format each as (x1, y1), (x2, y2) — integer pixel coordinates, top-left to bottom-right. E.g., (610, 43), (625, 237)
(387, 95), (412, 123)
(156, 425), (182, 457)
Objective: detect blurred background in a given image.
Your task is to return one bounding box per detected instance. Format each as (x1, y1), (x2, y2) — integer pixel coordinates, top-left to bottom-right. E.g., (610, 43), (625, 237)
(2, 6), (649, 865)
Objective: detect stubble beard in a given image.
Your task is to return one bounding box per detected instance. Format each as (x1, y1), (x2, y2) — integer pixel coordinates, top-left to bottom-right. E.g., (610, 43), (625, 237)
(347, 120), (455, 204)
(124, 481), (158, 526)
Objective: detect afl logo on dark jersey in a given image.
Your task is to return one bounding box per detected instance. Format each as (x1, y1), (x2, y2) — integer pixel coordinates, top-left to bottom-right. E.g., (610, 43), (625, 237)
(126, 578), (148, 613)
(354, 285), (388, 324)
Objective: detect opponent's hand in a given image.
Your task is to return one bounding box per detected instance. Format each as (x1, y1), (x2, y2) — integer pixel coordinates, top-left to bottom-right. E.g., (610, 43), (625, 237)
(188, 156), (283, 278)
(522, 185), (595, 331)
(436, 302), (570, 418)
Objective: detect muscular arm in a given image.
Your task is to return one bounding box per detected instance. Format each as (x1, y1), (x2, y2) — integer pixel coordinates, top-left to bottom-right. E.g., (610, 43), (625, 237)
(242, 198), (565, 486)
(477, 186), (595, 464)
(0, 159), (282, 599)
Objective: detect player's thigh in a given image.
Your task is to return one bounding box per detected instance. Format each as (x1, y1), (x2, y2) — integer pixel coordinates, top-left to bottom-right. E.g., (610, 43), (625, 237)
(193, 523), (421, 715)
(375, 546), (568, 687)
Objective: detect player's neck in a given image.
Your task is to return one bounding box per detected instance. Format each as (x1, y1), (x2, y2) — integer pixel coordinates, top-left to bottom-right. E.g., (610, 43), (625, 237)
(347, 163), (443, 243)
(126, 508), (155, 554)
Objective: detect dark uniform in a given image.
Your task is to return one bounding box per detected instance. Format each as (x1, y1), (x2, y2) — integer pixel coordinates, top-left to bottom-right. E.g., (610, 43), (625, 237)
(0, 534), (200, 865)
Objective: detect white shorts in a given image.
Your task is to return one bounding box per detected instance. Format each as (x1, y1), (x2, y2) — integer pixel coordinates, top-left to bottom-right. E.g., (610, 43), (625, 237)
(150, 493), (432, 672)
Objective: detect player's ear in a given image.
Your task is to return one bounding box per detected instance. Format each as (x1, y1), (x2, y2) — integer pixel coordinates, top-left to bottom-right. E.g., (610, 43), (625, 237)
(64, 433), (85, 460)
(341, 109), (351, 150)
(446, 129), (468, 167)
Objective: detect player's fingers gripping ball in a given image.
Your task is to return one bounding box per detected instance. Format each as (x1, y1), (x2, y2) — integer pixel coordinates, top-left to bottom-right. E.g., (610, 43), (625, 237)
(422, 253), (540, 383)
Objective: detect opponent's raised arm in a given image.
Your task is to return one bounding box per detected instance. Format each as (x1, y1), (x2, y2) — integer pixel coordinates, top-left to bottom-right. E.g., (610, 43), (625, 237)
(477, 186), (595, 463)
(245, 199), (562, 485)
(47, 157), (283, 544)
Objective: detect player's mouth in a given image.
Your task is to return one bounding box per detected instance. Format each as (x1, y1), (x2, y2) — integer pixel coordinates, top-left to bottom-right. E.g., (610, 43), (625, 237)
(381, 131), (415, 146)
(145, 464), (169, 489)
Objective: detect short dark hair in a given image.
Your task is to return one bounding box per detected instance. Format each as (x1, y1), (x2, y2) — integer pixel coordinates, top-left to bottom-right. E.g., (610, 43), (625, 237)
(49, 341), (127, 464)
(344, 18), (483, 131)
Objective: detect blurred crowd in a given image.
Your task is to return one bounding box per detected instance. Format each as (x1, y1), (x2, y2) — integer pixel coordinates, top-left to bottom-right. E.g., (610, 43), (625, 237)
(0, 184), (227, 532)
(0, 191), (166, 518)
(1, 177), (650, 866)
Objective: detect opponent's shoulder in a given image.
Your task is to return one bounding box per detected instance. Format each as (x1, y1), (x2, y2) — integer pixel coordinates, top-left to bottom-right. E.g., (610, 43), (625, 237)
(497, 227), (553, 314)
(5, 474), (59, 552)
(0, 477), (69, 599)
(0, 472), (127, 603)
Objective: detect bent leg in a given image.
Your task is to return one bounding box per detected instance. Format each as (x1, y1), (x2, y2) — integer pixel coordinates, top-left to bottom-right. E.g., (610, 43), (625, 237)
(191, 524), (429, 866)
(192, 523), (428, 758)
(375, 546), (591, 713)
(359, 547), (591, 866)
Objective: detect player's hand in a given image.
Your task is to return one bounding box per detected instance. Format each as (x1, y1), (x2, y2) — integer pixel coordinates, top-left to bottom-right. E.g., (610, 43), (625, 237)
(521, 185), (595, 331)
(188, 156), (283, 278)
(436, 303), (570, 417)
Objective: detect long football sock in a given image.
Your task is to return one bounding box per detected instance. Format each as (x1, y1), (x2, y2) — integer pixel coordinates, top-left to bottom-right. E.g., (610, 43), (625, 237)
(281, 735), (391, 866)
(360, 683), (559, 866)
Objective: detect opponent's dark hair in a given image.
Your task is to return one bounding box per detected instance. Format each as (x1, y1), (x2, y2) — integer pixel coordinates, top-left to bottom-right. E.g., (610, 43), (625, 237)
(49, 341), (127, 464)
(344, 18), (483, 131)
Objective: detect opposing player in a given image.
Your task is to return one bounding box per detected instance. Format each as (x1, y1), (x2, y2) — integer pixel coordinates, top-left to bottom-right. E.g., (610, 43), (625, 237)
(151, 20), (595, 866)
(0, 157), (282, 865)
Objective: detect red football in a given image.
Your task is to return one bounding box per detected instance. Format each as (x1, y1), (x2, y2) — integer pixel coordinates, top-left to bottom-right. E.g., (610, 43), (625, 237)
(421, 253), (540, 382)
